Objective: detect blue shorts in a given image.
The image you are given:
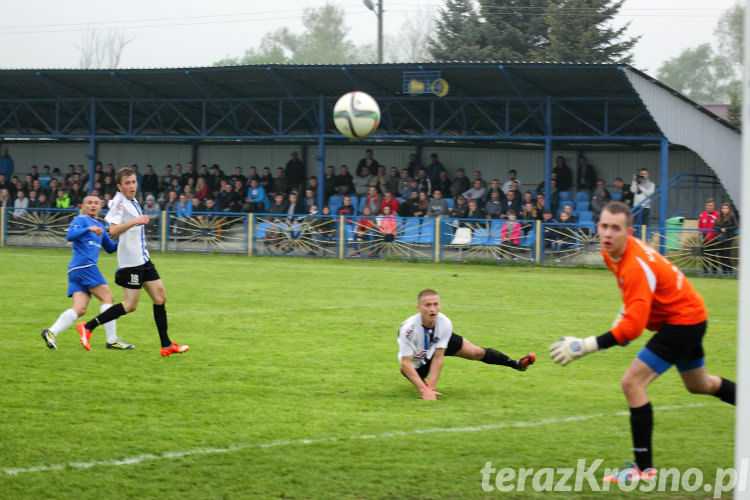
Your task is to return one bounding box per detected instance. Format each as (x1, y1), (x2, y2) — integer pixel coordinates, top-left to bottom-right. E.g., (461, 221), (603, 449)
(636, 322), (707, 375)
(67, 266), (107, 297)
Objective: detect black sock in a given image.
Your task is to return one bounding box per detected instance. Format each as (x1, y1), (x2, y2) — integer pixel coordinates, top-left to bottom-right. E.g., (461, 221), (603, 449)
(153, 303), (171, 348)
(85, 303), (126, 331)
(714, 377), (736, 405)
(481, 348), (517, 368)
(630, 402), (653, 471)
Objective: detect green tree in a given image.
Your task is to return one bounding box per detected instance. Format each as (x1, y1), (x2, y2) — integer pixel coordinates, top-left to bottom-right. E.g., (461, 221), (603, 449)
(479, 0), (550, 60)
(657, 44), (734, 104)
(214, 3), (357, 65)
(716, 3), (743, 70)
(429, 0), (492, 61)
(542, 0), (638, 63)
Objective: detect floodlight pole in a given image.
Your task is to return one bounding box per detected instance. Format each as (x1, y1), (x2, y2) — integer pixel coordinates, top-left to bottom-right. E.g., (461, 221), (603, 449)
(364, 0), (384, 63)
(736, 2), (750, 498)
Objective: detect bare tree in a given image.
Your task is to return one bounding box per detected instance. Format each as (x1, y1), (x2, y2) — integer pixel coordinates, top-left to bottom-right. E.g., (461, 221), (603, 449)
(78, 25), (134, 69)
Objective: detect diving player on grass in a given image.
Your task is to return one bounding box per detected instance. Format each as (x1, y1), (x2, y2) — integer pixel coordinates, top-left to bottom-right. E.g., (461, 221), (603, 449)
(76, 167), (189, 357)
(40, 195), (134, 350)
(549, 201), (735, 484)
(399, 289), (535, 400)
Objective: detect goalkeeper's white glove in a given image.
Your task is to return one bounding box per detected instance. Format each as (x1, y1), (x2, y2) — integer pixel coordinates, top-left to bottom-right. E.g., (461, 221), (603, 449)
(549, 336), (598, 366)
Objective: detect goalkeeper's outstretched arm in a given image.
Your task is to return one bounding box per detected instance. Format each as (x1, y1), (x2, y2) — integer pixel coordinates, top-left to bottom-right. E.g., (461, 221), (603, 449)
(549, 331), (621, 366)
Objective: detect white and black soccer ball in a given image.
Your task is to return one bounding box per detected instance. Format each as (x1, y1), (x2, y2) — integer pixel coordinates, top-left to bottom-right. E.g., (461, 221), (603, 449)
(333, 91), (381, 138)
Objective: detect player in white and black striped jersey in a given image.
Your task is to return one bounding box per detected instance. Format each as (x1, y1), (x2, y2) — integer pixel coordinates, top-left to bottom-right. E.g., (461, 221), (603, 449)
(398, 289), (535, 400)
(76, 167), (189, 357)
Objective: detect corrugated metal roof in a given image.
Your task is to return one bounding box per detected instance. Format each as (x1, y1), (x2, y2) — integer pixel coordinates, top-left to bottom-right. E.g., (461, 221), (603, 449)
(625, 68), (741, 210)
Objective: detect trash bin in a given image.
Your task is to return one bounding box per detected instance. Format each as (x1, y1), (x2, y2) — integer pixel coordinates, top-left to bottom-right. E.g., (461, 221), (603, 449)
(665, 216), (684, 250)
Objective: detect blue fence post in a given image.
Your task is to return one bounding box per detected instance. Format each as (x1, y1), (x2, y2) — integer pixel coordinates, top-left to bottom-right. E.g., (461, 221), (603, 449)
(338, 215), (345, 259)
(0, 206), (5, 247)
(160, 211), (167, 252)
(658, 138), (669, 255)
(247, 213), (254, 257)
(434, 217), (441, 262)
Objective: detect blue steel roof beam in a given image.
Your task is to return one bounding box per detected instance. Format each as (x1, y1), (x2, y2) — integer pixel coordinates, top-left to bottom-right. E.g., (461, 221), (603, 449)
(96, 101), (129, 135)
(21, 101), (56, 134)
(339, 67), (396, 95)
(0, 83), (21, 98)
(0, 132), (663, 142)
(0, 105), (17, 131)
(391, 100), (428, 134)
(34, 71), (90, 98)
(498, 66), (546, 132)
(281, 101), (317, 135)
(433, 100), (469, 135)
(507, 103), (545, 136)
(165, 102), (202, 135)
(108, 72), (160, 128)
(183, 70), (248, 133)
(108, 71), (171, 99)
(607, 111), (651, 136)
(205, 101), (246, 136)
(133, 103), (168, 136)
(266, 68), (320, 132)
(552, 101), (605, 136)
(240, 102), (280, 135)
(0, 105), (24, 134)
(34, 73), (93, 131)
(378, 100), (394, 133)
(59, 103), (89, 135)
(468, 101), (506, 135)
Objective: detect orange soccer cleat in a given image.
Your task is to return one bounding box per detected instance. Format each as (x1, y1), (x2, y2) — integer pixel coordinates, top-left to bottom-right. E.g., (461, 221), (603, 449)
(517, 352), (536, 371)
(76, 322), (92, 351)
(160, 343), (190, 357)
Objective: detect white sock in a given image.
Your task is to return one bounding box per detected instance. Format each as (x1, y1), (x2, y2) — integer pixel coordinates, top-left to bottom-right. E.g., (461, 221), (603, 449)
(100, 303), (118, 344)
(49, 308), (78, 336)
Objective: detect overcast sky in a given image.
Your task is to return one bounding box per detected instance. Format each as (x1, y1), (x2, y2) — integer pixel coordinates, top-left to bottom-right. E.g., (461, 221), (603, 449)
(0, 0), (740, 76)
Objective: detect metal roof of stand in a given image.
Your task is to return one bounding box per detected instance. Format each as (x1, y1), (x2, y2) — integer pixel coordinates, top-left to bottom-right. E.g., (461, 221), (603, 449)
(0, 62), (741, 210)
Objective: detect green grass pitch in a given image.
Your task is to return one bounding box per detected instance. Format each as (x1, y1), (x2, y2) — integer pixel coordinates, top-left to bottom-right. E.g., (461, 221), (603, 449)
(0, 247), (737, 499)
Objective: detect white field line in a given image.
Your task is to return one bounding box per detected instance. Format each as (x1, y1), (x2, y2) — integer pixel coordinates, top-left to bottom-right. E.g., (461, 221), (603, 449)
(2, 402), (715, 476)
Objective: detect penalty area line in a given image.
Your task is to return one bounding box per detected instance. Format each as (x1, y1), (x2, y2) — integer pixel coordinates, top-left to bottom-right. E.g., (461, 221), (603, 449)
(1, 402), (713, 476)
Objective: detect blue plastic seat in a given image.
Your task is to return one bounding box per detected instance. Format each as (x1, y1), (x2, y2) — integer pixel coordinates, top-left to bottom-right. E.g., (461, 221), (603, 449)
(400, 218), (421, 243)
(417, 221), (435, 244)
(487, 220), (504, 245)
(328, 195), (342, 215)
(255, 222), (271, 239)
(521, 229), (535, 247)
(576, 201), (589, 213)
(578, 210), (594, 223)
(444, 198), (455, 209)
(558, 191), (572, 204)
(611, 192), (622, 201)
(470, 227), (490, 245)
(575, 191), (590, 203)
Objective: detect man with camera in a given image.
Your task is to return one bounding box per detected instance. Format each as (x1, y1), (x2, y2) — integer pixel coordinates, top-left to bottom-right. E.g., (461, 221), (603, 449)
(631, 168), (655, 226)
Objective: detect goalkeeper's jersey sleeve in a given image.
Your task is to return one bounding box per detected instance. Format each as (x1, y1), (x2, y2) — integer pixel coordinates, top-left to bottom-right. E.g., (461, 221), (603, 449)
(601, 236), (707, 344)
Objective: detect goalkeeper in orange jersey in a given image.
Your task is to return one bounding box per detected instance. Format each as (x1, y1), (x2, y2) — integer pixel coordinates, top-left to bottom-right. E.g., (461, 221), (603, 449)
(549, 201), (735, 485)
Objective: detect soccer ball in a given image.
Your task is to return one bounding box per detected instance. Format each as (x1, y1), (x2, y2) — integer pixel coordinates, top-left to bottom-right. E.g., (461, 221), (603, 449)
(333, 91), (381, 138)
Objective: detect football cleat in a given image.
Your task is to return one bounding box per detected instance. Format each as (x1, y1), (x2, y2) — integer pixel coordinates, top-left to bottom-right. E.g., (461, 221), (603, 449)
(40, 329), (57, 350)
(160, 343), (189, 357)
(603, 462), (657, 484)
(106, 339), (135, 350)
(516, 352), (536, 371)
(76, 322), (92, 351)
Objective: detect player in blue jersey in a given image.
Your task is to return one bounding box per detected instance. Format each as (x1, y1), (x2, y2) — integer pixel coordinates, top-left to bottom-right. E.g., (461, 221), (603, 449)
(40, 195), (134, 350)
